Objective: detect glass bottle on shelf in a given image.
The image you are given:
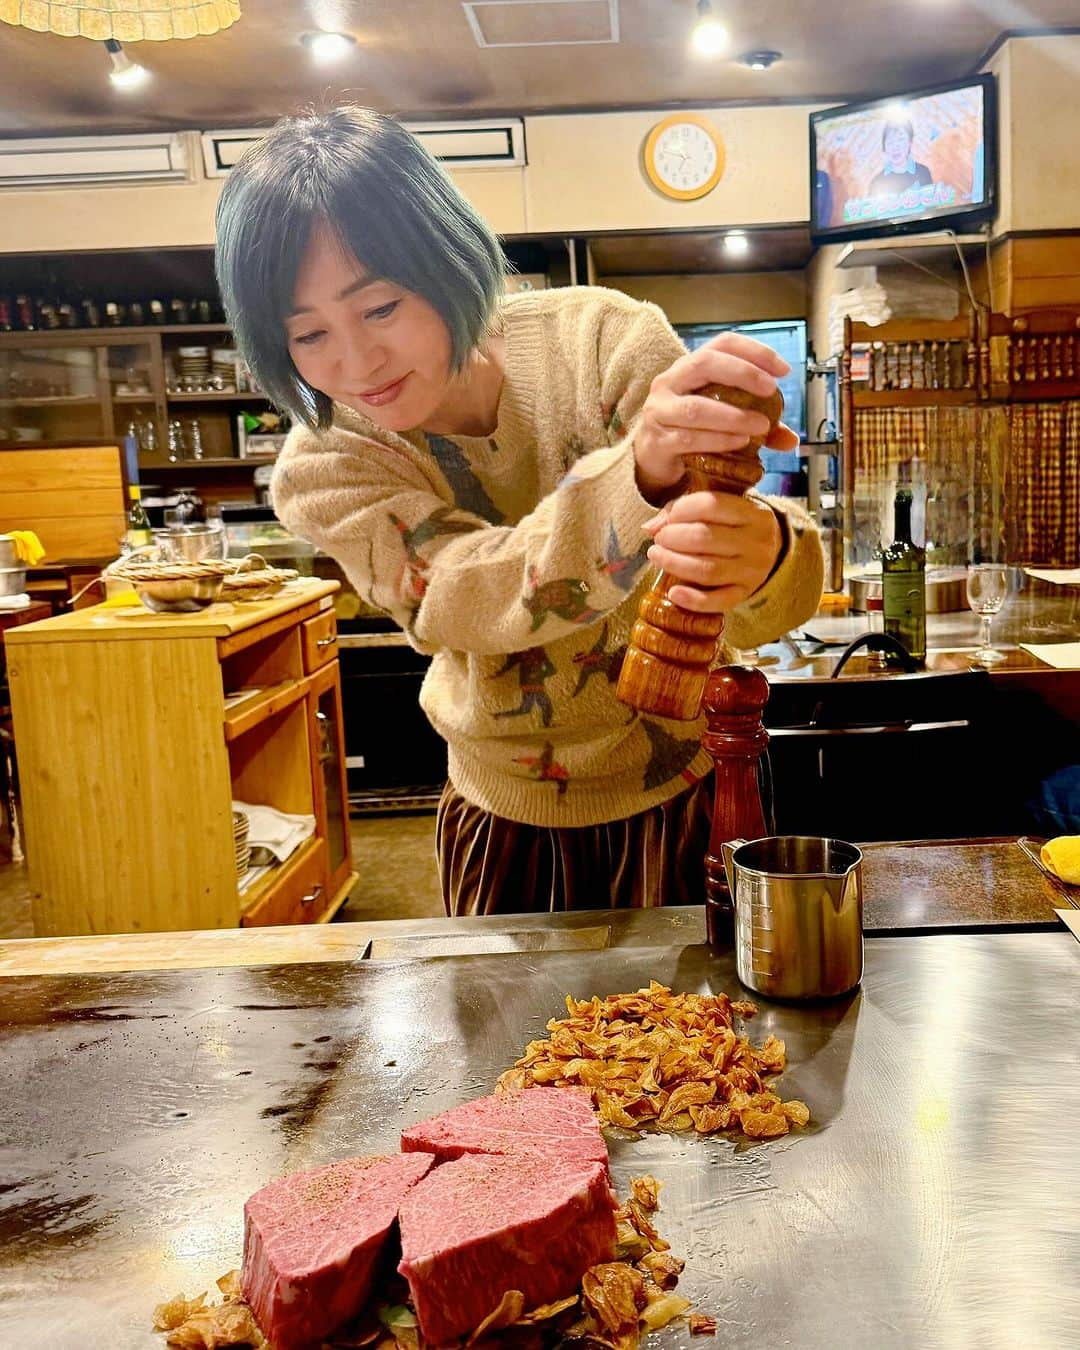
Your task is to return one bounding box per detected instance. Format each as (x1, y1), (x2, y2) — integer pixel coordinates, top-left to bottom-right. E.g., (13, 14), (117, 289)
(898, 342), (912, 390)
(167, 419), (187, 463)
(125, 483), (154, 551)
(881, 465), (926, 665)
(15, 296), (37, 331)
(142, 418), (159, 456)
(186, 418), (204, 461)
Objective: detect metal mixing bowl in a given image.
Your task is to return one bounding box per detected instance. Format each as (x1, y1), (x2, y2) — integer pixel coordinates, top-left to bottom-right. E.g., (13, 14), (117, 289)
(133, 575), (224, 613)
(0, 565), (27, 596)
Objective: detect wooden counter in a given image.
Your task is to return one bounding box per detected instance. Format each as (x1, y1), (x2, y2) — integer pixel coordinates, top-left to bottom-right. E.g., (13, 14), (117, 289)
(6, 579), (357, 937)
(0, 838), (1072, 978)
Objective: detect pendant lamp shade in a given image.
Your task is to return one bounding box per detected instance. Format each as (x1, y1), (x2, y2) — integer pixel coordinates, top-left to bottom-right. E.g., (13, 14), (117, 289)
(0, 0), (242, 41)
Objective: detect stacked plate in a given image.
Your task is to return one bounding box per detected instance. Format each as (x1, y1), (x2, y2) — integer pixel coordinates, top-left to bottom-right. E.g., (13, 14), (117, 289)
(233, 810), (251, 878)
(178, 346), (211, 387)
(211, 348), (239, 390)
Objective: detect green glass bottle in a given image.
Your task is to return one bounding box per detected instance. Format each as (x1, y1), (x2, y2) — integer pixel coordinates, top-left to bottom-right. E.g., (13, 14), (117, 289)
(881, 477), (926, 664)
(125, 483), (153, 551)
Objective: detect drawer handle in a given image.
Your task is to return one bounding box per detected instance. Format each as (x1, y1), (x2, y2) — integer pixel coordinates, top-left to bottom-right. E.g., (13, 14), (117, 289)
(316, 635), (337, 649)
(301, 884), (324, 906)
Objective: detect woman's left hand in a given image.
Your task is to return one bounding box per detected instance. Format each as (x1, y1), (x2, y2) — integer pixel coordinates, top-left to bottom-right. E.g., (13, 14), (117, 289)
(641, 490), (783, 613)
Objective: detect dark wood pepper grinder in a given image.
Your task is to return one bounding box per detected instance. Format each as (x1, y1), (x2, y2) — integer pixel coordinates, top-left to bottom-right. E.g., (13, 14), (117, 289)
(701, 664), (771, 946)
(615, 383), (785, 720)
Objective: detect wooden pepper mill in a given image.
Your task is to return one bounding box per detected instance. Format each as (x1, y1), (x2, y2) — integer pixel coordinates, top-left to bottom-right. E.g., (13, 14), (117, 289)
(616, 382), (785, 720)
(701, 664), (771, 945)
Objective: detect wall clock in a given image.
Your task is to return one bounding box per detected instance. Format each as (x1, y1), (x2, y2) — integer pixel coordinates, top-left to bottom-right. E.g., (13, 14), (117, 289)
(642, 113), (725, 201)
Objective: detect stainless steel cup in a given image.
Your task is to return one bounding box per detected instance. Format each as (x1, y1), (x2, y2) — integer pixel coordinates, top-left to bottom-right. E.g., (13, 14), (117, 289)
(722, 835), (864, 1000)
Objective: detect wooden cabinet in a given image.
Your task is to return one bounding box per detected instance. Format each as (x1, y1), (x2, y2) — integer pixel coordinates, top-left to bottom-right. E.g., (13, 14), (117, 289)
(6, 579), (356, 937)
(0, 325), (274, 497)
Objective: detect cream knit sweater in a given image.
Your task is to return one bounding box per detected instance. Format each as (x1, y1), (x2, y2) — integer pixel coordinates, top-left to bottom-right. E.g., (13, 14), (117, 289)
(272, 286), (823, 827)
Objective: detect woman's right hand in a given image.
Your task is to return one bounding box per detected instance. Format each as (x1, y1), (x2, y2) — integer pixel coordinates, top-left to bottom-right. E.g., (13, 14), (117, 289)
(633, 332), (798, 501)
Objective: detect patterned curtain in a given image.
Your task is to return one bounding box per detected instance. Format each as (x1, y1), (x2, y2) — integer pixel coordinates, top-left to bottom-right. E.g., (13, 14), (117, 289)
(852, 400), (1078, 566)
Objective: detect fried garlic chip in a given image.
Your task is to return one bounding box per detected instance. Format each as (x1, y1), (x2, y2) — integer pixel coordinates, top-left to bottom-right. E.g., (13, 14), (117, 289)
(154, 1282), (266, 1348)
(505, 981), (809, 1142)
(639, 1290), (692, 1332)
(582, 1263), (648, 1335)
(629, 1176), (663, 1212)
(635, 1252), (685, 1291)
(153, 1294), (207, 1333)
(517, 1295), (580, 1325)
(469, 1291), (527, 1344)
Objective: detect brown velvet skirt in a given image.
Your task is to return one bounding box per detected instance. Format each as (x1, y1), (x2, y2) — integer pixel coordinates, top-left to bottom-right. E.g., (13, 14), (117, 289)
(435, 777), (714, 916)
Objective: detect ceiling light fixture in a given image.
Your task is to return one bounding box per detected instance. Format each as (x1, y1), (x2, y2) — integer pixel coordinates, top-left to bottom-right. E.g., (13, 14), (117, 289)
(691, 0), (728, 58)
(743, 50), (781, 71)
(723, 231), (750, 257)
(300, 31), (357, 65)
(2, 1), (241, 41)
(104, 39), (150, 89)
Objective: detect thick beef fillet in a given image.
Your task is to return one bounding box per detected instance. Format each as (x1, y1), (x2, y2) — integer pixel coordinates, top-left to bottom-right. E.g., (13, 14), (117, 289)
(401, 1086), (607, 1167)
(242, 1153), (433, 1350)
(398, 1151), (617, 1345)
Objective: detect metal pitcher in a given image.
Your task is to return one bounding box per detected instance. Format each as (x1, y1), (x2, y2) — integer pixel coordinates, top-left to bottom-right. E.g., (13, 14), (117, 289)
(722, 835), (864, 1000)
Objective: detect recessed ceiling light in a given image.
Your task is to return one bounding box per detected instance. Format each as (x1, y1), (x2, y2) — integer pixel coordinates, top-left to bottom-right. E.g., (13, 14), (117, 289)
(104, 39), (149, 90)
(743, 50), (782, 71)
(300, 31), (357, 65)
(691, 0), (728, 58)
(723, 231), (750, 257)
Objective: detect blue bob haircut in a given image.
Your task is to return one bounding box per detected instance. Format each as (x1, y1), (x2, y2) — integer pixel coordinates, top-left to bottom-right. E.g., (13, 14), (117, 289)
(215, 106), (507, 429)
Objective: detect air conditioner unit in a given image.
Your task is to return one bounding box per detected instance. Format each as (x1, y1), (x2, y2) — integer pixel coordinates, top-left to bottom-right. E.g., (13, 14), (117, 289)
(201, 119), (526, 178)
(0, 133), (191, 189)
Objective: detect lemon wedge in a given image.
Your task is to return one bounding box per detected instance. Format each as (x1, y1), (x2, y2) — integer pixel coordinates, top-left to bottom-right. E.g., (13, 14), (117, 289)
(1041, 836), (1080, 885)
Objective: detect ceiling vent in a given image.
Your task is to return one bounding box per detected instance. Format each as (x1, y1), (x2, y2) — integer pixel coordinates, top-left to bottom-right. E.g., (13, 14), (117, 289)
(0, 133), (191, 190)
(463, 0), (619, 47)
(202, 119), (525, 178)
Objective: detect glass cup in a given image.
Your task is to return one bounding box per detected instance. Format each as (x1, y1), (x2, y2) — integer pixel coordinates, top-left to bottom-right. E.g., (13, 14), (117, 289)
(966, 563), (1009, 665)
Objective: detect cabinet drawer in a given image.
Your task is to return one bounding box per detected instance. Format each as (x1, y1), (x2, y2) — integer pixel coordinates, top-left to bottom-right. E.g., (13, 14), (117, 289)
(301, 609), (338, 673)
(241, 838), (329, 927)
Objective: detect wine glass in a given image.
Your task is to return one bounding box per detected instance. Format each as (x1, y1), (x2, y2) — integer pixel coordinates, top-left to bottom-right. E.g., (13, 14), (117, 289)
(966, 563), (1009, 664)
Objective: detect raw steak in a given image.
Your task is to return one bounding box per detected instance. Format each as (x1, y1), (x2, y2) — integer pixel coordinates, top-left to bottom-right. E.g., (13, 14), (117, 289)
(242, 1152), (433, 1350)
(401, 1085), (607, 1167)
(398, 1151), (618, 1345)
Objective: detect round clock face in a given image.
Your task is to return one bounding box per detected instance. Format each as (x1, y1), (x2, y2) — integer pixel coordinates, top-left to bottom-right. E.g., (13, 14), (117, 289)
(644, 116), (725, 200)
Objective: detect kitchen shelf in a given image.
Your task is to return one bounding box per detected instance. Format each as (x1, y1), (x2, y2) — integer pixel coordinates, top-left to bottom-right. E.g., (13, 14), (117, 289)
(0, 395), (98, 407)
(224, 679), (309, 742)
(836, 231), (988, 271)
(139, 456), (260, 469)
(166, 391), (267, 403)
(851, 388), (976, 408)
(115, 392), (156, 403)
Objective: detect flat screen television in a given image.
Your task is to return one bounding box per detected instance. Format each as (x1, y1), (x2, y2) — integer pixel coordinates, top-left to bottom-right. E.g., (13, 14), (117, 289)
(810, 74), (996, 244)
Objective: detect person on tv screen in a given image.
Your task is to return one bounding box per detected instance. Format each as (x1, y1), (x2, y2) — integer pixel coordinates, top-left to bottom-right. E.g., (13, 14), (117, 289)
(869, 117), (932, 197)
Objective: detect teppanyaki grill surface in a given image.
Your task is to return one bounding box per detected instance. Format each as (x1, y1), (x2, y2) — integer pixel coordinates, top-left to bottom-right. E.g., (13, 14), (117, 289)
(2, 932), (1079, 1348)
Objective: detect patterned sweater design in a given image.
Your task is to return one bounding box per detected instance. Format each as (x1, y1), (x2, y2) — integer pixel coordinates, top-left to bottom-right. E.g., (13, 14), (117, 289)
(272, 286), (824, 827)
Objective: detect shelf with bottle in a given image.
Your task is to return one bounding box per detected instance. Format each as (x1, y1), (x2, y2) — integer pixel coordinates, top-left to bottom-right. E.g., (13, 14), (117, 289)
(0, 293), (226, 333)
(166, 391), (269, 403)
(847, 339), (979, 406)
